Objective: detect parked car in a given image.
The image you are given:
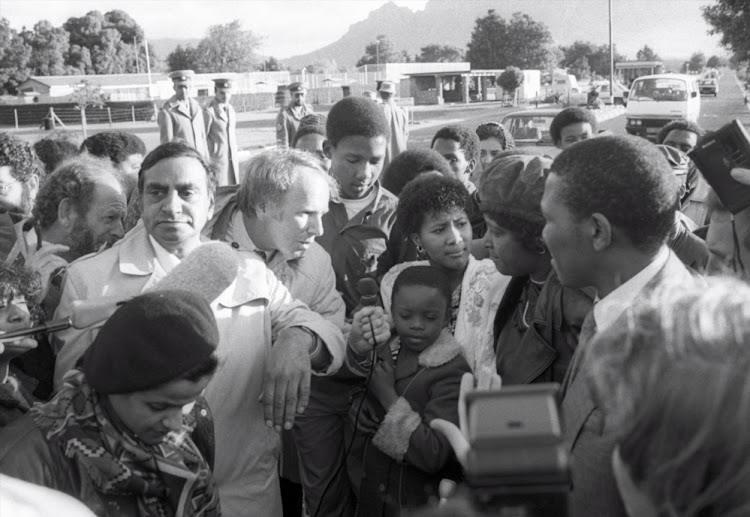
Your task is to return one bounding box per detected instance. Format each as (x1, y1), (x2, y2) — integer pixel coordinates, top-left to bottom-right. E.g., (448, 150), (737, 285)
(500, 109), (561, 156)
(699, 78), (719, 96)
(593, 80), (629, 106)
(625, 74), (701, 141)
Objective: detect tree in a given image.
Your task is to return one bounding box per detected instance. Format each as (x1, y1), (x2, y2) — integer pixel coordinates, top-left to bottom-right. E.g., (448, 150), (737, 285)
(0, 18), (31, 94)
(689, 51), (706, 72)
(706, 55), (725, 68)
(560, 41), (625, 79)
(568, 56), (591, 80)
(636, 45), (661, 61)
(194, 20), (261, 73)
(416, 44), (463, 63)
(356, 35), (408, 67)
(466, 10), (551, 69)
(22, 21), (69, 76)
(167, 45), (200, 72)
(70, 80), (108, 138)
(263, 56), (285, 71)
(703, 1), (750, 63)
(497, 66), (524, 103)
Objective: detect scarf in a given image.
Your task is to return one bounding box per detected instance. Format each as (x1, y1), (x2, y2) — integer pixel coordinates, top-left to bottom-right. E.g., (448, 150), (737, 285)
(30, 371), (220, 517)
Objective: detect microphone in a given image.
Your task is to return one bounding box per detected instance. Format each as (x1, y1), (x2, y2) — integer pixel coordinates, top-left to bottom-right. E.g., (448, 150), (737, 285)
(357, 277), (380, 307)
(69, 241), (240, 329)
(0, 317), (72, 342)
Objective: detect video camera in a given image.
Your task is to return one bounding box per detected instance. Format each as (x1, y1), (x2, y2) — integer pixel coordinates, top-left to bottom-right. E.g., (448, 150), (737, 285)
(461, 383), (570, 517)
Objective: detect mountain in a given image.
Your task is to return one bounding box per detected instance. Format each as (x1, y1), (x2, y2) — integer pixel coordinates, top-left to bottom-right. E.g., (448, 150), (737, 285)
(282, 0), (713, 70)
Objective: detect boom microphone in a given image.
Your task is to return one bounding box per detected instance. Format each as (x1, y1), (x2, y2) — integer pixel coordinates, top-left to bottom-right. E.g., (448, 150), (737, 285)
(0, 317), (72, 342)
(357, 277), (380, 308)
(70, 241), (240, 329)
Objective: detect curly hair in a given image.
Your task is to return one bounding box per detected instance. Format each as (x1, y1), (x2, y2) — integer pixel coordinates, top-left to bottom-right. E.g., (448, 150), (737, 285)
(475, 121), (515, 150)
(396, 174), (470, 236)
(81, 131), (146, 165)
(138, 141), (217, 195)
(381, 148), (452, 196)
(32, 157), (113, 230)
(655, 118), (705, 146)
(292, 114), (327, 148)
(326, 97), (389, 148)
(550, 135), (678, 253)
(33, 136), (79, 175)
(549, 107), (598, 146)
(0, 133), (45, 182)
(0, 262), (43, 325)
(431, 125), (480, 164)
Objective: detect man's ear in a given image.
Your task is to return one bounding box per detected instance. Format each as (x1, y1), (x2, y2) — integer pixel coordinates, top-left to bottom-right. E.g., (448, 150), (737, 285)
(323, 140), (333, 160)
(466, 158), (477, 174)
(27, 175), (40, 200)
(590, 212), (612, 252)
(57, 198), (75, 229)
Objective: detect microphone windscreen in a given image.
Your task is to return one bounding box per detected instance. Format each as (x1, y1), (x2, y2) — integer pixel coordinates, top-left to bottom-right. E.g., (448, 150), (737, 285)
(357, 277), (380, 307)
(150, 241), (239, 303)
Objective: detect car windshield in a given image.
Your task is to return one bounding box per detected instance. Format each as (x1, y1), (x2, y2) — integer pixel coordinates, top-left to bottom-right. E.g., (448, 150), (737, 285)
(630, 78), (689, 101)
(503, 115), (554, 142)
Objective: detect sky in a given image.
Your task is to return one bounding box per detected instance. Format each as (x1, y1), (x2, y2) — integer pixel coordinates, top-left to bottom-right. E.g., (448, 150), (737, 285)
(0, 0), (723, 60)
(0, 0), (429, 58)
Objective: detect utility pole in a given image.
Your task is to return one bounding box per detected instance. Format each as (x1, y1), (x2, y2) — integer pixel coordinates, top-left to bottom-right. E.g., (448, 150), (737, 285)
(609, 0), (614, 96)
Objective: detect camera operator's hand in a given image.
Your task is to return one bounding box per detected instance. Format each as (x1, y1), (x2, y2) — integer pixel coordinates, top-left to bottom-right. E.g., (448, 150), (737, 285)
(369, 352), (397, 411)
(430, 371), (502, 468)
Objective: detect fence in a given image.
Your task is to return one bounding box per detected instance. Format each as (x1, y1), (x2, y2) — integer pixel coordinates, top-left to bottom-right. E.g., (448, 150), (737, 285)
(0, 101), (156, 128)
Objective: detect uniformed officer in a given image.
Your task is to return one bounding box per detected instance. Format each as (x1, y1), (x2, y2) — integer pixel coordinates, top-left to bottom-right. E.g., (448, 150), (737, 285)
(204, 78), (239, 185)
(276, 82), (314, 149)
(157, 70), (209, 157)
(379, 80), (408, 170)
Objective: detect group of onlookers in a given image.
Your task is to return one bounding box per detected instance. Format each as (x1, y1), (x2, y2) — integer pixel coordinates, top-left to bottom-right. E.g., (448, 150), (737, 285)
(0, 83), (748, 517)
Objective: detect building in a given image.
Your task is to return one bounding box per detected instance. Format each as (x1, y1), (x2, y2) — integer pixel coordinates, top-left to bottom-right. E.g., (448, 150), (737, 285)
(615, 61), (664, 86)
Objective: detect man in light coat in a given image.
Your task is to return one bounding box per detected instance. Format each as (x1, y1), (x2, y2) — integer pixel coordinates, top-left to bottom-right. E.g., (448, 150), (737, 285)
(157, 70), (209, 158)
(53, 141), (347, 517)
(379, 80), (408, 170)
(204, 78), (239, 186)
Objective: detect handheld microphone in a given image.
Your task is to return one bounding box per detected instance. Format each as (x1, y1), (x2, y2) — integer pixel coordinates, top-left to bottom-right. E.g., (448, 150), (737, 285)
(357, 277), (380, 308)
(69, 241), (240, 329)
(0, 317), (72, 342)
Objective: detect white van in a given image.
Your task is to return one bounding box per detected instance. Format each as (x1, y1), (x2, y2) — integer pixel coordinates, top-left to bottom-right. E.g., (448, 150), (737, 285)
(625, 74), (700, 140)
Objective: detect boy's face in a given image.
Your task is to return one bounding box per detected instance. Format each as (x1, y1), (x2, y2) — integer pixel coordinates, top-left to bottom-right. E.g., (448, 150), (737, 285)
(392, 285), (447, 353)
(432, 138), (474, 187)
(479, 137), (505, 169)
(325, 135), (387, 200)
(558, 122), (594, 149)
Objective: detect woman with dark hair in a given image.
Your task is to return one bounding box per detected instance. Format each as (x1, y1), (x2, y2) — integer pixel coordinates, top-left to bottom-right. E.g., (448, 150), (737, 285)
(0, 291), (221, 516)
(480, 154), (593, 385)
(586, 278), (750, 517)
(379, 175), (509, 385)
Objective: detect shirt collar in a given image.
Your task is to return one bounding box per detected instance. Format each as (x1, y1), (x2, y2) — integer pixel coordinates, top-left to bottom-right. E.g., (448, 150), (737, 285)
(593, 246), (670, 331)
(148, 235), (181, 273)
(226, 210), (276, 263)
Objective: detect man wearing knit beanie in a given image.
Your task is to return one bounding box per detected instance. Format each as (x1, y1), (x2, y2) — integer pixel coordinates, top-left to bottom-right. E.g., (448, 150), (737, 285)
(0, 290), (221, 516)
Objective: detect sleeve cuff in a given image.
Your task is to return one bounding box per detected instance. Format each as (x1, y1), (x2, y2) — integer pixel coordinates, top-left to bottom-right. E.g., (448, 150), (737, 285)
(372, 396), (421, 461)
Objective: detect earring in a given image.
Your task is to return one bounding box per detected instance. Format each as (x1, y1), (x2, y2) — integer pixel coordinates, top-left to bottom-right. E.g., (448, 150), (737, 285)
(535, 240), (547, 255)
(416, 244), (425, 254)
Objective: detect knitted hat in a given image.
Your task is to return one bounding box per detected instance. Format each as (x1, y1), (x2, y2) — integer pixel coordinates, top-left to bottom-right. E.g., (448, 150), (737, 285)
(479, 154), (553, 233)
(83, 290), (219, 394)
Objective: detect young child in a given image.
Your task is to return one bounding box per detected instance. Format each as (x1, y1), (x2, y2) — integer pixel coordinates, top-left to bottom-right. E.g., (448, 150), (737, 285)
(431, 125), (485, 238)
(357, 265), (470, 516)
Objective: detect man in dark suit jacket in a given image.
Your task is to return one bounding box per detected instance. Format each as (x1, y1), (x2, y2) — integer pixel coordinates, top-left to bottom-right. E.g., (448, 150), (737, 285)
(540, 135), (694, 516)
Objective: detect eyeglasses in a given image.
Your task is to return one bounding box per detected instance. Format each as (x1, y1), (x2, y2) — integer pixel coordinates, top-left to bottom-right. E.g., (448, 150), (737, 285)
(0, 178), (21, 195)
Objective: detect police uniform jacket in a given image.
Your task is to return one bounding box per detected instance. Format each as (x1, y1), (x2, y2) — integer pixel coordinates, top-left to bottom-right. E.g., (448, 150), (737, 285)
(157, 96), (209, 157)
(275, 103), (314, 149)
(204, 98), (239, 186)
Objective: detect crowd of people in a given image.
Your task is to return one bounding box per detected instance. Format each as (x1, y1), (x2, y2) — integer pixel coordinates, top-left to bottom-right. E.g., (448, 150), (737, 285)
(0, 71), (747, 517)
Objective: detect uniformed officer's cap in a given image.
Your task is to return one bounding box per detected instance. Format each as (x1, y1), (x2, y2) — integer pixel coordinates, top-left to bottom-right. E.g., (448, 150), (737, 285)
(288, 82), (307, 93)
(169, 70), (194, 85)
(378, 81), (396, 94)
(213, 78), (232, 89)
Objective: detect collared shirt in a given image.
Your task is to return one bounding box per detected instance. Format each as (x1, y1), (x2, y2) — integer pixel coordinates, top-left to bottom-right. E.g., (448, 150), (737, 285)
(593, 246), (670, 331)
(148, 235), (180, 274)
(226, 210), (274, 263)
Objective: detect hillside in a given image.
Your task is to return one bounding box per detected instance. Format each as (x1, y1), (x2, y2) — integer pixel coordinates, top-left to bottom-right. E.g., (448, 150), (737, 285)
(282, 0), (707, 70)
